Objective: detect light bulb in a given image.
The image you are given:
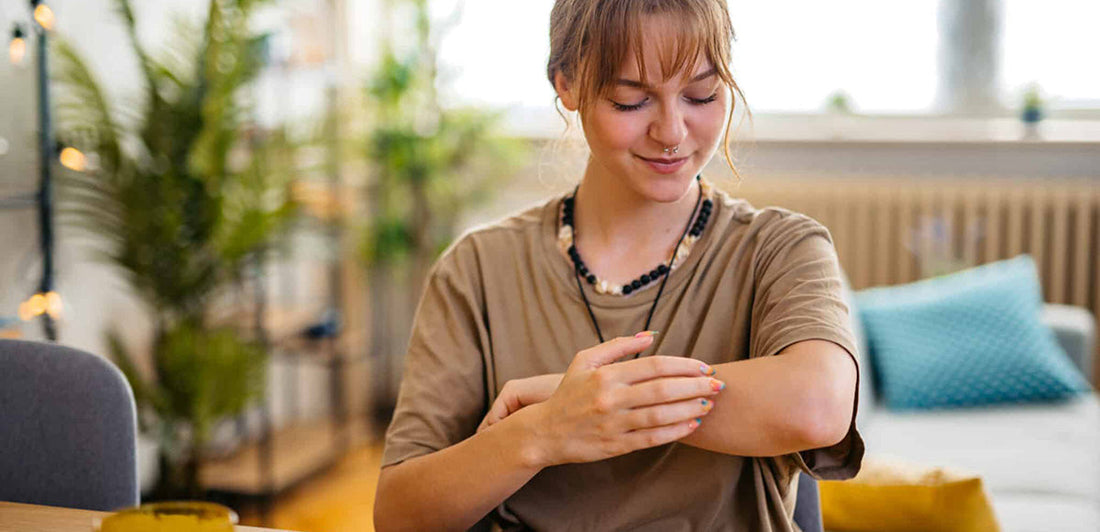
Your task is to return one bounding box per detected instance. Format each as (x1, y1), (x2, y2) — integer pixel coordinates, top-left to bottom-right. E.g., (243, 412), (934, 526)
(34, 4), (55, 31)
(9, 25), (25, 65)
(27, 293), (47, 316)
(59, 147), (86, 171)
(44, 291), (63, 319)
(9, 37), (24, 65)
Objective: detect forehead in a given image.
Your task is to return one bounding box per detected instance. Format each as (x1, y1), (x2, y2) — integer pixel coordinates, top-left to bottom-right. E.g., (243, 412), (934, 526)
(616, 12), (715, 84)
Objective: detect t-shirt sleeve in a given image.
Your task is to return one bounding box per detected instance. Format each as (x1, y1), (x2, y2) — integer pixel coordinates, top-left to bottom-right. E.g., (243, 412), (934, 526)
(749, 211), (865, 481)
(380, 237), (491, 469)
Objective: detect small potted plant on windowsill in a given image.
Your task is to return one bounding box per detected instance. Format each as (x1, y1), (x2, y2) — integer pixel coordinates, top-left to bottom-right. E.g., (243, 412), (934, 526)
(1020, 83), (1044, 140)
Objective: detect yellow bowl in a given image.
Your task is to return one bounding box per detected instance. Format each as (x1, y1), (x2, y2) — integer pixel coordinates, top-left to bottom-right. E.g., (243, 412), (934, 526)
(98, 501), (238, 532)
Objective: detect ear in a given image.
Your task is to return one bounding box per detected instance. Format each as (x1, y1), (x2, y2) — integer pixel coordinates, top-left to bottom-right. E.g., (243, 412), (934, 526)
(553, 70), (580, 112)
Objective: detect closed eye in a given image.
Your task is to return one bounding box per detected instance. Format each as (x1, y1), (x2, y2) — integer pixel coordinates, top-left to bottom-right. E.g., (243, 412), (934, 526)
(610, 97), (649, 112)
(687, 92), (719, 105)
(611, 92), (718, 111)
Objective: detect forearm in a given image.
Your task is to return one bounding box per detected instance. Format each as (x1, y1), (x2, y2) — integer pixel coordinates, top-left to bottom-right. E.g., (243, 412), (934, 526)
(374, 409), (545, 532)
(677, 340), (856, 457)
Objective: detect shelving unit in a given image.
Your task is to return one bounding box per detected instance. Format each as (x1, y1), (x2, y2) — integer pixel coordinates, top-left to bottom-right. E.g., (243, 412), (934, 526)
(203, 238), (356, 523)
(201, 1), (361, 518)
(201, 419), (342, 496)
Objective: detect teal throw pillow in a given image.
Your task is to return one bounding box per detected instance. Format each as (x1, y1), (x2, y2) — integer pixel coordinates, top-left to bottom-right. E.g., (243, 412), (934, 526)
(855, 255), (1091, 410)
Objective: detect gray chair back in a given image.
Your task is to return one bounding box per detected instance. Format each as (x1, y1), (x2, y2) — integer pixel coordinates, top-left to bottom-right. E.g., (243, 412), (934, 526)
(793, 473), (823, 532)
(0, 339), (139, 511)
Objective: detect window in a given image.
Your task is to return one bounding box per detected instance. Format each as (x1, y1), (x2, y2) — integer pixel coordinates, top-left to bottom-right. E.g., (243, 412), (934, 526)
(430, 0), (1098, 122)
(1001, 0), (1100, 110)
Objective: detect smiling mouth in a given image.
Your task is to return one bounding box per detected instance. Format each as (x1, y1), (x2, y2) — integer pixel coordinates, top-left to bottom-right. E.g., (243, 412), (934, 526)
(636, 154), (688, 163)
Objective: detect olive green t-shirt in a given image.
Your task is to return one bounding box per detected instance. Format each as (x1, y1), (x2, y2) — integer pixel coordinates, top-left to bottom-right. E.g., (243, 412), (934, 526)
(381, 186), (865, 531)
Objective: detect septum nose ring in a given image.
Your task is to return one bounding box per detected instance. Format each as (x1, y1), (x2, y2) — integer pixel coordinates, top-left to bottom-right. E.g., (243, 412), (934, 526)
(663, 146), (680, 154)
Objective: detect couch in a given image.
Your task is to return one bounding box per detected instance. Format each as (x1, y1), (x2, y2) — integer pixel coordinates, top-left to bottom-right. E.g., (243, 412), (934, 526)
(837, 280), (1100, 531)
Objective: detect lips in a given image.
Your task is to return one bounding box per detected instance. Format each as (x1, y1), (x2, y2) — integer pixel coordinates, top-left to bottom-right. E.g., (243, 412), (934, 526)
(640, 155), (687, 163)
(636, 154), (689, 174)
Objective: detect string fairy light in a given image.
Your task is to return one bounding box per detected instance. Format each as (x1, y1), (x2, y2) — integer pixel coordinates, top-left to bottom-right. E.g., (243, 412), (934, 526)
(9, 25), (25, 65)
(3, 0), (62, 341)
(58, 146), (86, 171)
(32, 2), (55, 31)
(18, 291), (63, 321)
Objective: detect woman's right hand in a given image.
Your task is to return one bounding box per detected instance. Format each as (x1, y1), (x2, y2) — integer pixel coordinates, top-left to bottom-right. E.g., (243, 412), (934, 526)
(522, 332), (723, 468)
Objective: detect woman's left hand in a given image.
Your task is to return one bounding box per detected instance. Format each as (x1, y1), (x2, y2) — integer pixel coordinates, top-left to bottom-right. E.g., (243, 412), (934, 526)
(477, 373), (564, 433)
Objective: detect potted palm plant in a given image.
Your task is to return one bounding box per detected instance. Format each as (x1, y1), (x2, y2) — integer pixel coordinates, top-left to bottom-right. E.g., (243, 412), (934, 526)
(362, 0), (525, 421)
(51, 0), (294, 498)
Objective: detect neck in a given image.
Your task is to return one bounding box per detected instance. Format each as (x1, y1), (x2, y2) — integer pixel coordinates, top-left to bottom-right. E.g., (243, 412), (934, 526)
(572, 164), (700, 279)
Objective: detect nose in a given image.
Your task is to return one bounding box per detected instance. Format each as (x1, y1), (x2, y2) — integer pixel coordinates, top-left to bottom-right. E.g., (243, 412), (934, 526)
(648, 101), (687, 151)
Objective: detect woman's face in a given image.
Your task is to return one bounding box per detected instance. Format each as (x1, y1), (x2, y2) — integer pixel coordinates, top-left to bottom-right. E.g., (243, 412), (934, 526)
(559, 15), (731, 203)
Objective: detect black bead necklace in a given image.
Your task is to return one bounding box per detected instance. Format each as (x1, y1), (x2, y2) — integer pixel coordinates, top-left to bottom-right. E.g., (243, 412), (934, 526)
(563, 176), (713, 356)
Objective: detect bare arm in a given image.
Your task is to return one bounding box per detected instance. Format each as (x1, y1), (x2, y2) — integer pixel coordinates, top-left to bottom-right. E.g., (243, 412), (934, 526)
(475, 340), (856, 459)
(374, 405), (545, 532)
(375, 334), (717, 531)
(677, 339), (858, 456)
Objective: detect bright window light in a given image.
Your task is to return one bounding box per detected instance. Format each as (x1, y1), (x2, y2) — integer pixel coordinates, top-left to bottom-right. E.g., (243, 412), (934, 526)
(430, 0), (1097, 116)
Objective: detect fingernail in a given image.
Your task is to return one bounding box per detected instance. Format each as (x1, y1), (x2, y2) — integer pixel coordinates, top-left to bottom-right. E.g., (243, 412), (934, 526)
(699, 363), (716, 376)
(710, 379), (726, 392)
(700, 398), (712, 411)
(694, 417), (703, 425)
(634, 331), (659, 338)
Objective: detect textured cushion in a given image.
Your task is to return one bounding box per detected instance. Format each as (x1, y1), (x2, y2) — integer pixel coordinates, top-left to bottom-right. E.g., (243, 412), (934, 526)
(819, 455), (1000, 532)
(855, 255), (1091, 410)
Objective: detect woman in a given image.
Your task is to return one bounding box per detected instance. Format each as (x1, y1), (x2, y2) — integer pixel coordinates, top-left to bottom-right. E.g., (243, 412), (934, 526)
(374, 0), (863, 530)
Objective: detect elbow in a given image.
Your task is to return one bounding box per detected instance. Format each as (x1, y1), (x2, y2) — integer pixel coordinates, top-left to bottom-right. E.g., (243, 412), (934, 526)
(803, 413), (850, 449)
(802, 345), (858, 449)
(799, 385), (855, 449)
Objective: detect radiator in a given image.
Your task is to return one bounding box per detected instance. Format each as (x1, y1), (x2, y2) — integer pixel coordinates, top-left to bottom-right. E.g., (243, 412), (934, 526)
(723, 176), (1100, 382)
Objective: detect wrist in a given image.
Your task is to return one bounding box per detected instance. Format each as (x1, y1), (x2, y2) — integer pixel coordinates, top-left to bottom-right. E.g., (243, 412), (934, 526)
(503, 402), (555, 470)
(540, 373), (565, 403)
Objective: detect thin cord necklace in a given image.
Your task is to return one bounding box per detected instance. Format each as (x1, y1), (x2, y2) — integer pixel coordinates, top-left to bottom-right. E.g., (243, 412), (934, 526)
(564, 176), (712, 359)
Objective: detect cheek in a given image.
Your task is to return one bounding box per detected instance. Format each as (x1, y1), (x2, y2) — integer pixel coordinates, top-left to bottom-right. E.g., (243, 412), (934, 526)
(687, 103), (728, 149)
(584, 108), (647, 152)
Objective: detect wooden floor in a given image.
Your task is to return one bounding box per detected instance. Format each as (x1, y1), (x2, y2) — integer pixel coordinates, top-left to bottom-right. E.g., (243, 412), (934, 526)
(203, 421), (344, 495)
(238, 439), (385, 532)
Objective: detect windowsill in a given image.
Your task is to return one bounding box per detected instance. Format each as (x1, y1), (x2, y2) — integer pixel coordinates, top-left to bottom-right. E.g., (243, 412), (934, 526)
(502, 107), (1100, 145)
(734, 114), (1100, 145)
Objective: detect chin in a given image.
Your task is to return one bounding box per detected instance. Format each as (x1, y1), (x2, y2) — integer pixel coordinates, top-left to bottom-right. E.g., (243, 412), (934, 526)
(632, 167), (700, 203)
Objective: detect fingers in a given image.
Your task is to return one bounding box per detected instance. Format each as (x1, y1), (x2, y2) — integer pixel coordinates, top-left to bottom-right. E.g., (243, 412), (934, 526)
(617, 375), (724, 409)
(477, 402), (505, 433)
(610, 355), (717, 384)
(478, 404), (505, 432)
(575, 333), (657, 370)
(623, 418), (703, 451)
(620, 395), (714, 431)
(477, 383), (523, 433)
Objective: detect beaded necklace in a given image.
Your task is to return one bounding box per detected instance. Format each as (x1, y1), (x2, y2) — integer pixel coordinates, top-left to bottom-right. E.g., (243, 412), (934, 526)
(561, 176), (714, 354)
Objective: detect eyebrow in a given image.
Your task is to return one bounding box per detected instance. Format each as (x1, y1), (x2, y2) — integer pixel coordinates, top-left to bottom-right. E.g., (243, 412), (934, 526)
(615, 68), (719, 89)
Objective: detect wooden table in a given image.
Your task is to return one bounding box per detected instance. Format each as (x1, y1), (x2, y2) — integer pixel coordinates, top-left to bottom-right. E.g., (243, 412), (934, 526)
(0, 502), (295, 532)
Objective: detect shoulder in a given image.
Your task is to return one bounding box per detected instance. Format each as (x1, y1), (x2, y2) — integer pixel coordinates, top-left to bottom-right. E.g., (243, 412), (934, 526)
(708, 187), (837, 278)
(712, 187), (833, 248)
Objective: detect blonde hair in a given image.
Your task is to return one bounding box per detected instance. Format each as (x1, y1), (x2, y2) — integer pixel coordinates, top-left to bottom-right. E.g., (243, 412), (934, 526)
(547, 0), (749, 178)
